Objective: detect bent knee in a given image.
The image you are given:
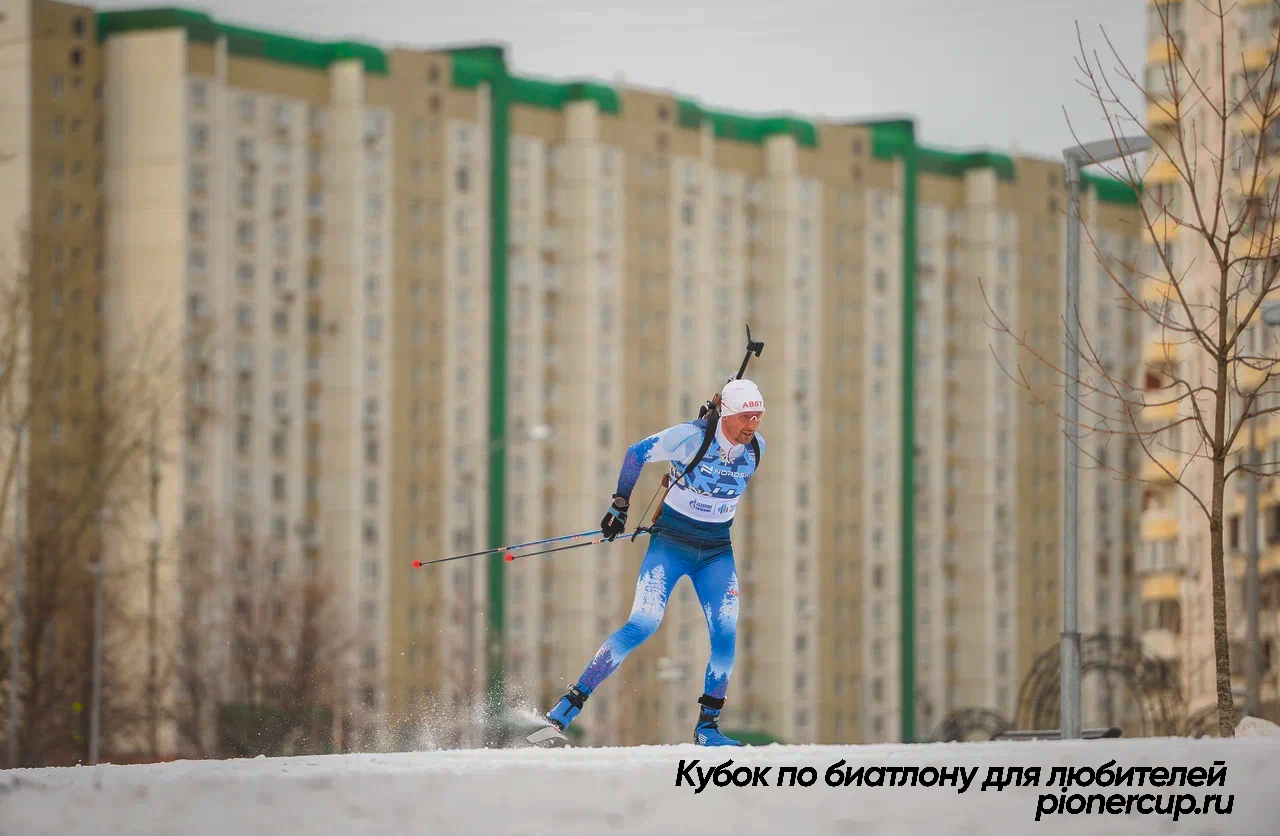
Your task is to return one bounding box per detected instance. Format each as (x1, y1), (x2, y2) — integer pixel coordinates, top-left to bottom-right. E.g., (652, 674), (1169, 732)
(618, 616), (660, 644)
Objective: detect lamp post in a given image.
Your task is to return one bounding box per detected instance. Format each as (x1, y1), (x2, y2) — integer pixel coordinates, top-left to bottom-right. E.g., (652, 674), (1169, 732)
(88, 558), (104, 765)
(1062, 134), (1153, 739)
(7, 423), (24, 768)
(147, 412), (160, 759)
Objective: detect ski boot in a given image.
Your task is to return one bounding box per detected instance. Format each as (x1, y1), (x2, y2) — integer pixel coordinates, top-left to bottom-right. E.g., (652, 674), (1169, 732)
(527, 684), (590, 746)
(693, 695), (742, 747)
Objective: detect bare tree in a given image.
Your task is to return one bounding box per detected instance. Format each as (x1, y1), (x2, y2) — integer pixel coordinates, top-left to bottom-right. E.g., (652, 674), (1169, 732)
(983, 1), (1280, 737)
(170, 521), (358, 758)
(0, 228), (180, 765)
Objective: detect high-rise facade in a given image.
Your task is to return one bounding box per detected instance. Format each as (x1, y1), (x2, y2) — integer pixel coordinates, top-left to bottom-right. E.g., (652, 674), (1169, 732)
(0, 1), (1150, 758)
(1140, 0), (1280, 726)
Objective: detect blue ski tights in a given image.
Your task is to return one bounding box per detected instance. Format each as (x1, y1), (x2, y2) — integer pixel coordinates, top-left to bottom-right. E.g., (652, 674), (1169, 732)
(574, 529), (739, 700)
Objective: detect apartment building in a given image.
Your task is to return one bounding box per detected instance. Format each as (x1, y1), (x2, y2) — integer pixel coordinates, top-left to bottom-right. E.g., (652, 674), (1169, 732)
(0, 0), (1151, 759)
(1141, 0), (1280, 725)
(0, 0), (115, 763)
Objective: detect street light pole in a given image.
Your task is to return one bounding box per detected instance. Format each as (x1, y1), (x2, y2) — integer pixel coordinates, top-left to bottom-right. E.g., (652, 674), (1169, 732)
(1063, 150), (1084, 743)
(89, 558), (104, 765)
(1062, 134), (1153, 740)
(147, 411), (160, 760)
(8, 424), (24, 768)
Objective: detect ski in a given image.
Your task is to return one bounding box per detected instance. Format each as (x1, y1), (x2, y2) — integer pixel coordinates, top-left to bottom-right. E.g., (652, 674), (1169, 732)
(525, 724), (570, 747)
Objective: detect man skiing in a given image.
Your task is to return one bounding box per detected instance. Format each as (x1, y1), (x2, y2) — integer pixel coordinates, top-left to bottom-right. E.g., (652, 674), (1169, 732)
(532, 378), (766, 747)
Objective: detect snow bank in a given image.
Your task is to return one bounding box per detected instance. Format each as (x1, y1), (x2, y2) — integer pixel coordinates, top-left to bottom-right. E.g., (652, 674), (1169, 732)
(1235, 716), (1280, 738)
(3, 737), (1278, 835)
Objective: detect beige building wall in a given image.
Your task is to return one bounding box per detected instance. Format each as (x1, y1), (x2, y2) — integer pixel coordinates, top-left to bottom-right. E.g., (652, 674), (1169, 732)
(6, 5), (1163, 757)
(94, 14), (440, 755)
(101, 24), (187, 756)
(0, 0), (35, 570)
(1140, 0), (1280, 723)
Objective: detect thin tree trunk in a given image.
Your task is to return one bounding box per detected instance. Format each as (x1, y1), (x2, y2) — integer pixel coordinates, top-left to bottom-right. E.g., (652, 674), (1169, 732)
(1212, 359), (1235, 738)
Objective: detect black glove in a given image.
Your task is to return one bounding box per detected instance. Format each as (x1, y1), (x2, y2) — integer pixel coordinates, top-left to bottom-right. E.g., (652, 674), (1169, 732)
(601, 494), (629, 541)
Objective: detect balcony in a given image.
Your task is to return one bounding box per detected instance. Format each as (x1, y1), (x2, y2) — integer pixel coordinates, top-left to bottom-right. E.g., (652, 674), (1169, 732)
(1244, 45), (1273, 72)
(1140, 454), (1179, 482)
(1142, 628), (1179, 660)
(1141, 572), (1180, 602)
(1141, 395), (1179, 426)
(1147, 100), (1178, 129)
(1238, 363), (1268, 391)
(1146, 30), (1185, 66)
(1141, 277), (1173, 304)
(1140, 506), (1178, 540)
(1262, 543), (1280, 577)
(1142, 338), (1180, 366)
(1144, 158), (1179, 184)
(1141, 575), (1181, 653)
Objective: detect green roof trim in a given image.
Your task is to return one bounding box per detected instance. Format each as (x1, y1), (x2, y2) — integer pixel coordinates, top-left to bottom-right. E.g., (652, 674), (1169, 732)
(511, 77), (621, 114)
(97, 7), (219, 43)
(451, 46), (508, 87)
(1084, 172), (1142, 206)
(677, 99), (818, 147)
(869, 120), (1015, 181)
(918, 148), (1016, 182)
(868, 119), (914, 158)
(451, 49), (620, 114)
(97, 7), (388, 75)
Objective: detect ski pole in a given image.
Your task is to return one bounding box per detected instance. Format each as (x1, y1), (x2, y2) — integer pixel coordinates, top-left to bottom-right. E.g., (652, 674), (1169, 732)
(504, 528), (653, 563)
(411, 528), (603, 568)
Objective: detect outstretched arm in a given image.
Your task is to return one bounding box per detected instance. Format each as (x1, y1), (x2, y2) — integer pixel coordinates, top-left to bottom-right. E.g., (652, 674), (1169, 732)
(613, 422), (704, 499)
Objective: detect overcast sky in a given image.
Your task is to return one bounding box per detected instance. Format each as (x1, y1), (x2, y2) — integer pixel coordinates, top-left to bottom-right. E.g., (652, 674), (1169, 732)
(95, 0), (1148, 162)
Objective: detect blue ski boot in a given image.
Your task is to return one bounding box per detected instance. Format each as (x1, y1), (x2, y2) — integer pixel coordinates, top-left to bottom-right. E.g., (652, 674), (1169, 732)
(694, 695), (742, 747)
(527, 684), (590, 745)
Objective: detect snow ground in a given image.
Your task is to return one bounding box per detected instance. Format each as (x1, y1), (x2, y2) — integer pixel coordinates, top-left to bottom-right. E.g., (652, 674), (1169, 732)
(2, 737), (1278, 835)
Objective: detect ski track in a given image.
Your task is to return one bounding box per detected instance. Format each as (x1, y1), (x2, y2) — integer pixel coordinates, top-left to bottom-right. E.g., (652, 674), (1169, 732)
(2, 738), (1279, 835)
